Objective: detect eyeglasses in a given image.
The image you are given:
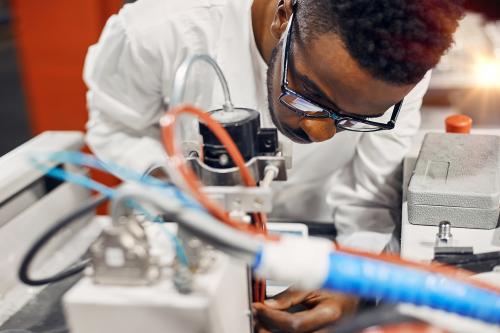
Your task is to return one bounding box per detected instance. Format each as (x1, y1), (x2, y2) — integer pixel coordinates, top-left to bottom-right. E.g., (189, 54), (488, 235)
(279, 11), (404, 132)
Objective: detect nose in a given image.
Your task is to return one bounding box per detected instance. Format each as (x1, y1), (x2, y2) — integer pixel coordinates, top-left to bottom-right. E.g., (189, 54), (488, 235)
(299, 117), (336, 142)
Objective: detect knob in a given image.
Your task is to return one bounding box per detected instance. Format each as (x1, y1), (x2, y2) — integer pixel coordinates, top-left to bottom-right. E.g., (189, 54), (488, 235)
(445, 114), (473, 134)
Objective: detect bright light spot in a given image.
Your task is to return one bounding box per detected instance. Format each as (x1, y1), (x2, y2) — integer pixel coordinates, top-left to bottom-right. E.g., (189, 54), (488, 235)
(473, 58), (500, 88)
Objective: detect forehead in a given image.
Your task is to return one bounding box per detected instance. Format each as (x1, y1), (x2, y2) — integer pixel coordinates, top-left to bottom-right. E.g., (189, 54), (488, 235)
(291, 32), (414, 117)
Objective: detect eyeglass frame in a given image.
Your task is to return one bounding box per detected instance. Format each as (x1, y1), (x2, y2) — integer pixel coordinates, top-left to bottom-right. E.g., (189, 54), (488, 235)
(279, 9), (404, 132)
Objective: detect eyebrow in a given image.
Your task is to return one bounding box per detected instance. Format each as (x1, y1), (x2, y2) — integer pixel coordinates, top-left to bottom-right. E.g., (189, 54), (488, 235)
(295, 73), (389, 119)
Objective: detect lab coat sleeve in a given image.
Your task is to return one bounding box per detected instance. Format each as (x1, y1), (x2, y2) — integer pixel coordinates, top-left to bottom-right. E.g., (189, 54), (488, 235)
(326, 72), (431, 253)
(84, 15), (172, 174)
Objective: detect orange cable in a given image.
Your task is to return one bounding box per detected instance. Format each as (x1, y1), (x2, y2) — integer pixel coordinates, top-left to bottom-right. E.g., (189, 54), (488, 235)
(161, 105), (262, 234)
(161, 104), (269, 301)
(160, 104), (499, 300)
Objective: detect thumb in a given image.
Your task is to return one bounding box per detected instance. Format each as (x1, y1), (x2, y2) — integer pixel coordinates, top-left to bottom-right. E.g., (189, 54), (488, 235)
(264, 289), (309, 310)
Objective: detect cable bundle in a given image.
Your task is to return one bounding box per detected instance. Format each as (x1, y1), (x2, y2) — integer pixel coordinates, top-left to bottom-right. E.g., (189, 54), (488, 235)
(18, 103), (500, 325)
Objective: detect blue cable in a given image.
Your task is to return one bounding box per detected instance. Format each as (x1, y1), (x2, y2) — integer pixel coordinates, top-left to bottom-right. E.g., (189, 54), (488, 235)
(38, 152), (500, 324)
(31, 162), (116, 198)
(125, 199), (189, 266)
(29, 151), (201, 210)
(322, 252), (500, 324)
(29, 152), (194, 267)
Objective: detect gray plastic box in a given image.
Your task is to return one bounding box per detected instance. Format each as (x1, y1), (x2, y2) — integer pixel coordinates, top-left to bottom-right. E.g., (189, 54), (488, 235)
(408, 133), (500, 229)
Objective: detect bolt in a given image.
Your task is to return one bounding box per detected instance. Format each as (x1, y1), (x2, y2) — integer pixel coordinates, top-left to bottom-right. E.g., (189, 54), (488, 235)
(219, 154), (229, 166)
(436, 221), (453, 246)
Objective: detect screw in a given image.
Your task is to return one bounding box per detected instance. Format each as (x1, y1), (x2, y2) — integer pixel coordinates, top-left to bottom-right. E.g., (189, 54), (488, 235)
(219, 154), (229, 166)
(436, 221), (453, 246)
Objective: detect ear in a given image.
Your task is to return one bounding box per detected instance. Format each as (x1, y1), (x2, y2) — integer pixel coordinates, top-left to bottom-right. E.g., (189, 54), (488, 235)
(270, 0), (295, 41)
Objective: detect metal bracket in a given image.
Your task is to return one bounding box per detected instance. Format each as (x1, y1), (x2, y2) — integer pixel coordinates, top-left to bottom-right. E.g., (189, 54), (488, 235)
(187, 155), (287, 186)
(203, 186), (273, 213)
(89, 215), (160, 286)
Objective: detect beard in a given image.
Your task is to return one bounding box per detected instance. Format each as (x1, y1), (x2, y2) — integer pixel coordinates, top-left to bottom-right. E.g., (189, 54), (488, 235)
(266, 44), (282, 131)
(266, 43), (312, 144)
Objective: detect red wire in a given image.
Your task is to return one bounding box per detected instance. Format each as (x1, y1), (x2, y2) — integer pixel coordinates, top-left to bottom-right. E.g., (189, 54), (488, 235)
(160, 104), (500, 301)
(161, 105), (264, 233)
(336, 245), (500, 294)
(161, 104), (269, 301)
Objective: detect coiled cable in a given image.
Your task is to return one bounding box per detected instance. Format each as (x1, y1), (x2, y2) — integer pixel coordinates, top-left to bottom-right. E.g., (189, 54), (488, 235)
(18, 195), (107, 286)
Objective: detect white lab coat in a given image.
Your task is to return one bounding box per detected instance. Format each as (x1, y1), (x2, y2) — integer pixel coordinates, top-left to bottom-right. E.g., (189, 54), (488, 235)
(84, 0), (430, 253)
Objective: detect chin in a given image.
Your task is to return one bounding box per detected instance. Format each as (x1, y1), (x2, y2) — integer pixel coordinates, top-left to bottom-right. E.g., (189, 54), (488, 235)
(268, 111), (306, 144)
(285, 134), (312, 144)
(280, 125), (313, 144)
(268, 106), (313, 144)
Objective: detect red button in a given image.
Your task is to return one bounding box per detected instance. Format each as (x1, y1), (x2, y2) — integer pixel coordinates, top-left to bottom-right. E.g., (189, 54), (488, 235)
(445, 114), (473, 134)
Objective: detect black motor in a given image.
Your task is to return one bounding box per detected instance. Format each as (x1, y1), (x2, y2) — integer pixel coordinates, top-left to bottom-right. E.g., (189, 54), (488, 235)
(199, 108), (278, 168)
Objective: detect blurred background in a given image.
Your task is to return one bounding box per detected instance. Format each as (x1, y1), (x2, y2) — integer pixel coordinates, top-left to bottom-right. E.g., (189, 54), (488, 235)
(0, 0), (499, 156)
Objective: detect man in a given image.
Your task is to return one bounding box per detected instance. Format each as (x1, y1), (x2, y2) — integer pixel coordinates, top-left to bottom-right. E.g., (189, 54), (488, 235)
(84, 0), (464, 331)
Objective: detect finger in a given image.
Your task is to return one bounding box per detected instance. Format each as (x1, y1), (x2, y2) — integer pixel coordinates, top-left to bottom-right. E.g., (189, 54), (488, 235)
(255, 295), (350, 332)
(264, 289), (310, 310)
(303, 292), (360, 314)
(255, 325), (273, 333)
(253, 302), (274, 327)
(285, 301), (343, 333)
(252, 303), (258, 316)
(261, 302), (342, 333)
(252, 302), (267, 312)
(254, 318), (273, 333)
(254, 304), (298, 332)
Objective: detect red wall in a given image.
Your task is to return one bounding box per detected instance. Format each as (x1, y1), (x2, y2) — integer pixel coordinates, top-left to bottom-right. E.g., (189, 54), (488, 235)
(11, 0), (124, 134)
(11, 1), (125, 208)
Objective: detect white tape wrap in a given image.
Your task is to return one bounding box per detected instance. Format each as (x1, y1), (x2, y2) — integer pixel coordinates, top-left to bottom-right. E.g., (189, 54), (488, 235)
(254, 237), (332, 291)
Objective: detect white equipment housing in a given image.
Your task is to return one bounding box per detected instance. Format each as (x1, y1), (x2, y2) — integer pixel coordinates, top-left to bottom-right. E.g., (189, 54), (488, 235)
(0, 131), (98, 325)
(401, 129), (500, 264)
(64, 251), (252, 333)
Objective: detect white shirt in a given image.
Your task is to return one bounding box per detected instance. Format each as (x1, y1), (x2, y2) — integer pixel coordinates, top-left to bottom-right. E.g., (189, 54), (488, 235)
(84, 0), (430, 253)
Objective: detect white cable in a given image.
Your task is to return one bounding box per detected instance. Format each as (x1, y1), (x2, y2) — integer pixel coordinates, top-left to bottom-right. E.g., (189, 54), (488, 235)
(260, 165), (279, 187)
(111, 183), (262, 262)
(112, 184), (335, 290)
(253, 236), (332, 291)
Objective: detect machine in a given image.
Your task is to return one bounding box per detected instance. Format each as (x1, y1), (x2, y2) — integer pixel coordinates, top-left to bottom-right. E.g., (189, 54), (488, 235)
(0, 132), (101, 326)
(63, 57), (500, 332)
(63, 55), (289, 333)
(402, 130), (500, 275)
(1, 56), (499, 333)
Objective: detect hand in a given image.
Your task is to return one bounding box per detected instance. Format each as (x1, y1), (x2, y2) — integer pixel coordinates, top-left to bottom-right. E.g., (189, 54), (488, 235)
(253, 289), (359, 333)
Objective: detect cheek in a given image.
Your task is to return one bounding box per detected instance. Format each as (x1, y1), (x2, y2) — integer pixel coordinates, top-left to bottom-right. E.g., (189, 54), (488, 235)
(270, 69), (300, 128)
(299, 118), (337, 142)
(275, 103), (304, 131)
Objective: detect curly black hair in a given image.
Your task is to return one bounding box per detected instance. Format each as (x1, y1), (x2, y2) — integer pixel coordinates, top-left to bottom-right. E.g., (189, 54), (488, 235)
(296, 0), (465, 85)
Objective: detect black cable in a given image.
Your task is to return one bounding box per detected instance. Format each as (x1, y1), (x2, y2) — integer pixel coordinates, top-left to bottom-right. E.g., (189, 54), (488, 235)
(18, 195), (108, 286)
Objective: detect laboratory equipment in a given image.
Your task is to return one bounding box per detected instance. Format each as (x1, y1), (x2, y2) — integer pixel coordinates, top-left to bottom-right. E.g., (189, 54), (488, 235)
(401, 129), (500, 273)
(0, 132), (99, 326)
(63, 55), (289, 333)
(408, 133), (500, 229)
(61, 113), (500, 333)
(6, 130), (498, 332)
(199, 108), (278, 168)
(5, 58), (499, 333)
